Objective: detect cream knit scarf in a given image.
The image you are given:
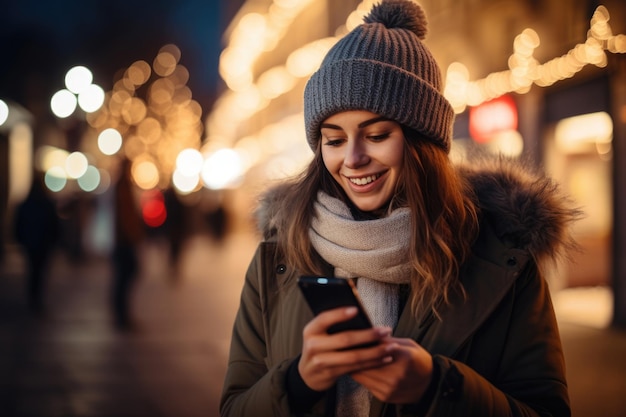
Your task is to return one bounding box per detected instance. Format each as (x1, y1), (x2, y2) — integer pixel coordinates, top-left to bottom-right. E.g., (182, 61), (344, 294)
(309, 191), (412, 417)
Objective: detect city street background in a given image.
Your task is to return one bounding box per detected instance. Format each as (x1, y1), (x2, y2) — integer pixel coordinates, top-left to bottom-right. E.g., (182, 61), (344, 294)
(1, 1), (625, 416)
(0, 229), (624, 417)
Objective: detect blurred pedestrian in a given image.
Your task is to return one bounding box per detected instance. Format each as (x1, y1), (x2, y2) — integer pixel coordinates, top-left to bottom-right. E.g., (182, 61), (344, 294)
(163, 187), (185, 276)
(206, 204), (227, 241)
(111, 158), (144, 330)
(14, 173), (60, 314)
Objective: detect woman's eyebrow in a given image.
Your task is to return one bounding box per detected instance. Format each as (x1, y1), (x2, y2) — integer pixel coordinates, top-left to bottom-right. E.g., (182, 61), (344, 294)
(320, 116), (390, 131)
(358, 116), (389, 128)
(320, 122), (341, 130)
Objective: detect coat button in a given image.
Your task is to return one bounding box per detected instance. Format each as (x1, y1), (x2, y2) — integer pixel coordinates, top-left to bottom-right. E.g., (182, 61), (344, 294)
(442, 364), (463, 400)
(276, 264), (287, 274)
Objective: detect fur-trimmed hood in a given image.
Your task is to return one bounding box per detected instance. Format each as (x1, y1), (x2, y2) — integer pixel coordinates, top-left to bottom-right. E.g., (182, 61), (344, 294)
(255, 155), (581, 265)
(456, 156), (581, 264)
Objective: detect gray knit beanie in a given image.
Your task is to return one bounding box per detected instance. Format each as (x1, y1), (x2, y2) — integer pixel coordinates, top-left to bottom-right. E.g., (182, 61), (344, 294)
(304, 0), (454, 153)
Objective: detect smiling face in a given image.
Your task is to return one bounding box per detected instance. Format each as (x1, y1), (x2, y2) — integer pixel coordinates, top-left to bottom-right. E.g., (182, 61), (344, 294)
(320, 110), (405, 213)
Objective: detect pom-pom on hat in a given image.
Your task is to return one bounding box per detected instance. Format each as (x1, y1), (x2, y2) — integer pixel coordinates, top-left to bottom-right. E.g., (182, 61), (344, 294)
(304, 0), (454, 153)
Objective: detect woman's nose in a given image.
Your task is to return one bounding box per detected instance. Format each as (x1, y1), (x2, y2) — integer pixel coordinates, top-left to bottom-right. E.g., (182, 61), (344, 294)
(344, 139), (369, 168)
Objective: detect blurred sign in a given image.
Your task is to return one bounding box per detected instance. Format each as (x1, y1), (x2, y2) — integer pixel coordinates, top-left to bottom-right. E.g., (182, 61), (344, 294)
(469, 95), (518, 143)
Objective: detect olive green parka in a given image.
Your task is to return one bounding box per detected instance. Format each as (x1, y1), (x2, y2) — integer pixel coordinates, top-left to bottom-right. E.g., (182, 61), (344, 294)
(221, 157), (580, 417)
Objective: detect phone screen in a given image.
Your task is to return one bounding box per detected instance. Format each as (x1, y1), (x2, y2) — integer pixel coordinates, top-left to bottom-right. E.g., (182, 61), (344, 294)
(297, 276), (373, 334)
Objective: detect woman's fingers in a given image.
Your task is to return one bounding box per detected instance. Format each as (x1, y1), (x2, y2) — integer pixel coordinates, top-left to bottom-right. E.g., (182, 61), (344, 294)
(302, 307), (358, 337)
(351, 338), (434, 404)
(299, 307), (394, 391)
(303, 307), (391, 351)
(299, 340), (395, 391)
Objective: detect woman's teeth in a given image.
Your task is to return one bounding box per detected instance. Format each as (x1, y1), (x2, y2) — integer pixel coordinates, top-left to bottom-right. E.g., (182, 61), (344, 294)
(350, 174), (380, 185)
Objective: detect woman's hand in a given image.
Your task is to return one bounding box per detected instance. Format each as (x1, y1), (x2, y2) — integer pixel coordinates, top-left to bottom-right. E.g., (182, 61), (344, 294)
(298, 307), (395, 391)
(351, 337), (434, 404)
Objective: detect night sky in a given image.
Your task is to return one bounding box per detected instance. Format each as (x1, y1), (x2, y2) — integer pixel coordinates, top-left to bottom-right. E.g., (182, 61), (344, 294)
(0, 0), (242, 116)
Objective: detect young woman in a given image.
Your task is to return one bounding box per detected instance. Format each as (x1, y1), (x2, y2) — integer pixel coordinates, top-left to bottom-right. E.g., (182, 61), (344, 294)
(221, 1), (580, 416)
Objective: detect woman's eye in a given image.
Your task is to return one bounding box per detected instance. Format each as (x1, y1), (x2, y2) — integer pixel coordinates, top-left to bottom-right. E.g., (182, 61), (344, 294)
(324, 138), (344, 147)
(368, 133), (390, 141)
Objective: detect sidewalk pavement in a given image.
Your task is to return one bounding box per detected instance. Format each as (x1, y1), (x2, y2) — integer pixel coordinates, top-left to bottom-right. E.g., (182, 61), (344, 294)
(553, 287), (626, 417)
(0, 231), (625, 417)
(0, 232), (258, 417)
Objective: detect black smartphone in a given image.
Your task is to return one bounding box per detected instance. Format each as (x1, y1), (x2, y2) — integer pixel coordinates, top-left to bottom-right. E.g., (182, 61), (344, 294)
(297, 276), (373, 335)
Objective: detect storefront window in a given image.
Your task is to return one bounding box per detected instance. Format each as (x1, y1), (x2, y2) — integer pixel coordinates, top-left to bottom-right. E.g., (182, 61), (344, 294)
(545, 111), (613, 289)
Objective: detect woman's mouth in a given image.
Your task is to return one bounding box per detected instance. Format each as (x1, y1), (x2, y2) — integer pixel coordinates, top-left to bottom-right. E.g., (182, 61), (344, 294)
(348, 173), (382, 186)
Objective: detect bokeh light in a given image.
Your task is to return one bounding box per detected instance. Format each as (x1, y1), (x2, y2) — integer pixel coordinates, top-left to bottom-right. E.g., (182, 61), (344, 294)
(50, 89), (77, 118)
(132, 159), (160, 190)
(0, 99), (8, 126)
(175, 148), (203, 177)
(44, 166), (67, 192)
(127, 60), (152, 86)
(78, 83), (105, 113)
(141, 189), (167, 227)
(98, 128), (123, 155)
(65, 66), (93, 94)
(65, 152), (89, 179)
(486, 130), (524, 157)
(172, 170), (200, 194)
(77, 165), (101, 192)
(37, 146), (69, 172)
(201, 148), (243, 190)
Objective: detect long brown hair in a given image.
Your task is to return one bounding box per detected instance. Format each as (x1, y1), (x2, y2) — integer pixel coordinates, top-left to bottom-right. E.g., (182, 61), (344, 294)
(396, 130), (479, 316)
(273, 131), (479, 318)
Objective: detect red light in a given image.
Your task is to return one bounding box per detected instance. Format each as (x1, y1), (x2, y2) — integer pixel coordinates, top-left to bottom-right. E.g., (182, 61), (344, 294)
(140, 190), (167, 227)
(469, 95), (518, 143)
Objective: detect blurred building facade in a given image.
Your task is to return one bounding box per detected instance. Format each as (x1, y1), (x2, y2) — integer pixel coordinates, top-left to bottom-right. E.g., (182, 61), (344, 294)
(205, 0), (626, 326)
